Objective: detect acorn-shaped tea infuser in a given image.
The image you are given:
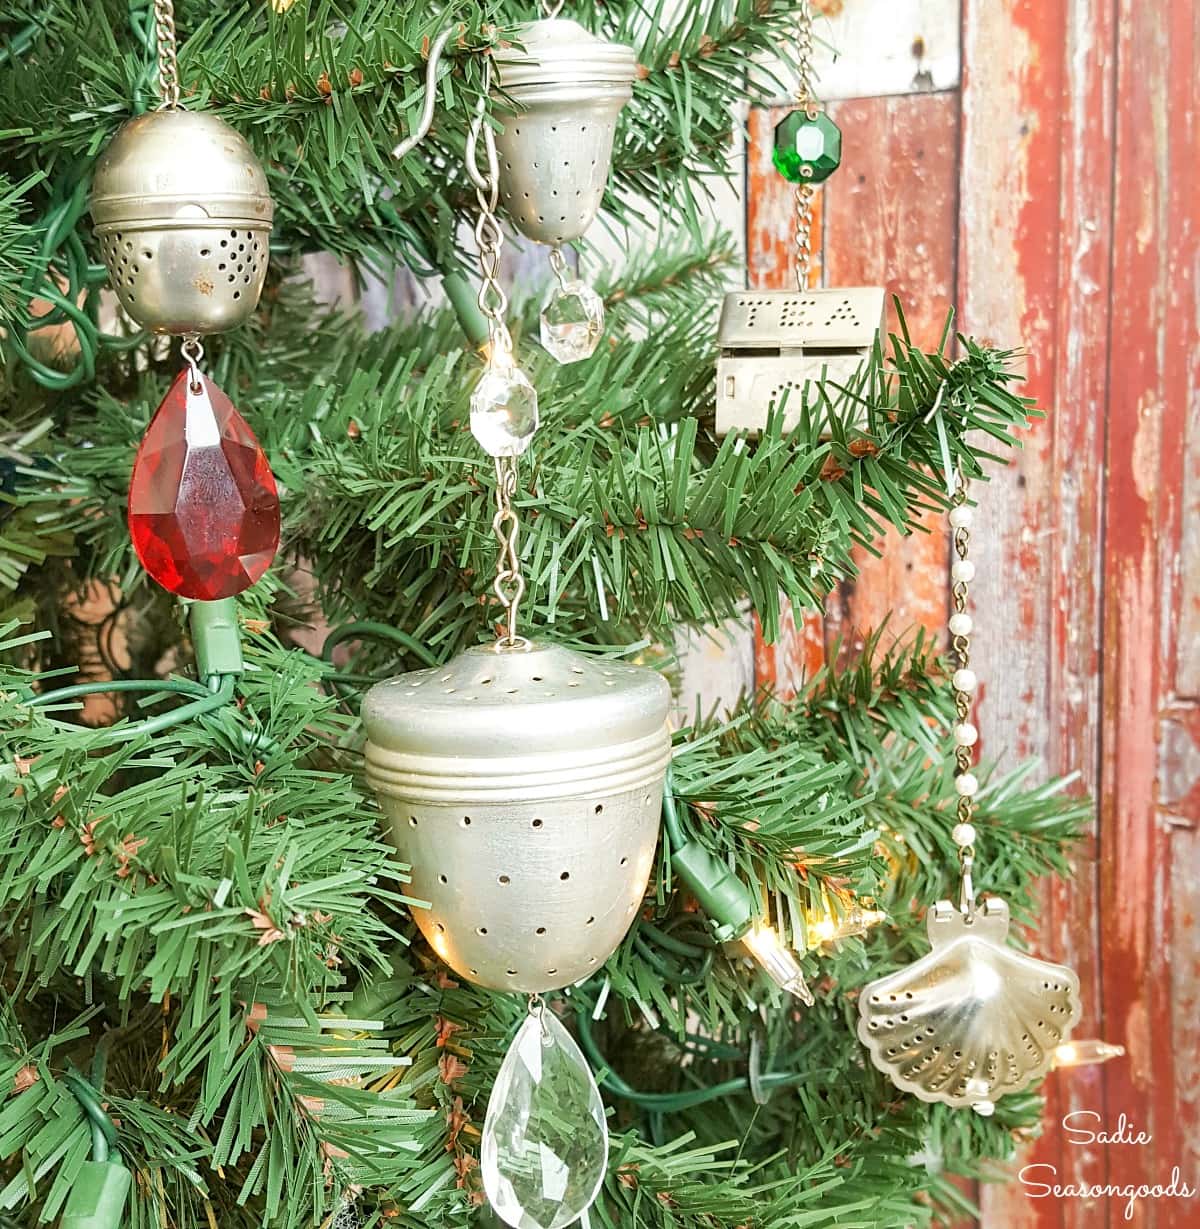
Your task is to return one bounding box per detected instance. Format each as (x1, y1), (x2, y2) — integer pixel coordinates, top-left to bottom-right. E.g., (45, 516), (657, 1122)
(857, 475), (1082, 1115)
(491, 8), (637, 364)
(89, 0), (280, 603)
(362, 94), (670, 1229)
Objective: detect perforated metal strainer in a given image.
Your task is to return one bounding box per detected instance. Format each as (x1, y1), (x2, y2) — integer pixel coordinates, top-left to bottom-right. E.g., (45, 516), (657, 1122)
(492, 19), (637, 246)
(363, 641), (671, 992)
(90, 110), (273, 334)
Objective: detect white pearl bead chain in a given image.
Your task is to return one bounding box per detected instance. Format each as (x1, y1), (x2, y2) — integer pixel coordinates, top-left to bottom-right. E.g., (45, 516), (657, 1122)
(949, 478), (980, 887)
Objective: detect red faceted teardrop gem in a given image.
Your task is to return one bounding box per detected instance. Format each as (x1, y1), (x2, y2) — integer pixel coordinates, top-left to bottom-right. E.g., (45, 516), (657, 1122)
(128, 368), (280, 600)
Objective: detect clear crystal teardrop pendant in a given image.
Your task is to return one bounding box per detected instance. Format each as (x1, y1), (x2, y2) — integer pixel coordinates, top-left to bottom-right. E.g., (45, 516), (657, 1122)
(539, 247), (604, 364)
(481, 999), (608, 1229)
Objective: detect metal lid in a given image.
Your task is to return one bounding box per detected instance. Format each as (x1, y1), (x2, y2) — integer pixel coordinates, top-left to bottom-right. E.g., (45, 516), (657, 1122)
(362, 641), (670, 760)
(494, 18), (638, 92)
(90, 110), (274, 230)
(717, 288), (885, 349)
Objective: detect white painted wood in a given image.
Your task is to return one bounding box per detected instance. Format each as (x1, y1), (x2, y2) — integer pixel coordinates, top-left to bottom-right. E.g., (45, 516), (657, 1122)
(754, 0), (961, 103)
(674, 609), (757, 721)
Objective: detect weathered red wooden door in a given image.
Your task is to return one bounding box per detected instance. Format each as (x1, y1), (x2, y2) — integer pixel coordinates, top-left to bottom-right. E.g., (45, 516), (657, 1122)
(748, 1), (1198, 1225)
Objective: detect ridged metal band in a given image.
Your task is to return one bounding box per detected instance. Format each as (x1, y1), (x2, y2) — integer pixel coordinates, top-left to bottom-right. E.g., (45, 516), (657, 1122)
(91, 200), (274, 231)
(366, 726), (671, 804)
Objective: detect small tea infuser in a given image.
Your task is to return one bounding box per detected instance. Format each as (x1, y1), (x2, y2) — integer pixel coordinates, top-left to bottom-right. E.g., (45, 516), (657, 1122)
(858, 474), (1082, 1114)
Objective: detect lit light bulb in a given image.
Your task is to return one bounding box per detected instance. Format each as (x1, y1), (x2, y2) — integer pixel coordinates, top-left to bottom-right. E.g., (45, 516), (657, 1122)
(1053, 1040), (1126, 1068)
(805, 905), (888, 948)
(742, 924), (814, 1004)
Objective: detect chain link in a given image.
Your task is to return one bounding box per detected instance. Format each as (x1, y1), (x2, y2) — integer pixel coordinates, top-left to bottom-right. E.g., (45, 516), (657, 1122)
(792, 3), (819, 292)
(467, 59), (531, 648)
(794, 183), (815, 291)
(153, 0), (181, 110)
(950, 475), (976, 916)
(492, 457), (527, 648)
(465, 63), (515, 361)
(181, 335), (204, 393)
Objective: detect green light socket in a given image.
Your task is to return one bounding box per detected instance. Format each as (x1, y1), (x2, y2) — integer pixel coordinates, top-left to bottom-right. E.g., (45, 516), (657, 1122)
(59, 1160), (131, 1229)
(188, 598), (244, 679)
(670, 841), (758, 944)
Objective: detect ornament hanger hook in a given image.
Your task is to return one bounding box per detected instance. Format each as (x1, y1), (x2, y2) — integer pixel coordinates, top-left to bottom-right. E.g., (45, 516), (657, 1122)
(391, 24), (460, 160)
(181, 335), (204, 392)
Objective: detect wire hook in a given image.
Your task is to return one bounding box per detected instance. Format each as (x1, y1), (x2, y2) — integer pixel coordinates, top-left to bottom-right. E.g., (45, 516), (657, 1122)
(392, 25), (460, 160)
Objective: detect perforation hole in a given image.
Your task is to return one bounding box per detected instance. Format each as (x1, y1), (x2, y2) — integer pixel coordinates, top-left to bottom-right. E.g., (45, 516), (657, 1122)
(438, 874), (448, 885)
(559, 871), (570, 881)
(477, 926), (488, 936)
(461, 816), (472, 828)
(536, 926), (546, 935)
(532, 818), (543, 829)
(498, 875), (510, 885)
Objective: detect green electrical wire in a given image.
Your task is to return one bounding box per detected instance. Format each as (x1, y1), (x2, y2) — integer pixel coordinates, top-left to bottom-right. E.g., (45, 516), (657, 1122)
(26, 674), (237, 744)
(573, 1006), (803, 1111)
(63, 1071), (117, 1164)
(321, 622), (439, 669)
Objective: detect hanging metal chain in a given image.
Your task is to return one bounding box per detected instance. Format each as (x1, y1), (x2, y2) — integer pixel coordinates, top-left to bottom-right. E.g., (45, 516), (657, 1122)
(153, 0), (181, 110)
(467, 63), (530, 649)
(465, 61), (514, 363)
(492, 457), (526, 648)
(948, 473), (979, 917)
(794, 183), (816, 291)
(792, 2), (819, 292)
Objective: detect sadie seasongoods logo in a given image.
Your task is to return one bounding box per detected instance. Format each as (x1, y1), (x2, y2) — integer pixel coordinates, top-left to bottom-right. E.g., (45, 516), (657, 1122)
(1019, 1111), (1197, 1220)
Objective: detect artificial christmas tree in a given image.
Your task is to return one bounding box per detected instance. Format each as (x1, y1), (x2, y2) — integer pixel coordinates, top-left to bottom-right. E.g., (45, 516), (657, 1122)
(0, 3), (1093, 1227)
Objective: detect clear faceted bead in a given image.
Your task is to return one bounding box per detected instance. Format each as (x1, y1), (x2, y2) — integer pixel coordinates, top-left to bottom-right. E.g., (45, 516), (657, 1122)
(481, 1008), (608, 1229)
(540, 280), (604, 364)
(471, 361), (539, 456)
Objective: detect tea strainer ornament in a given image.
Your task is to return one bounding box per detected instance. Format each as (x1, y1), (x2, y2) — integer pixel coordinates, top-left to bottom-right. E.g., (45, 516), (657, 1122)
(857, 475), (1082, 1114)
(362, 83), (671, 1229)
(490, 5), (637, 364)
(715, 2), (884, 438)
(90, 2), (273, 336)
(89, 0), (280, 603)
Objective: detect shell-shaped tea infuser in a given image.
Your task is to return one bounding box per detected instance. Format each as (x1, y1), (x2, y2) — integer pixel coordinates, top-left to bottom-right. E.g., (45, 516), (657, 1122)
(857, 473), (1091, 1115)
(858, 898), (1081, 1109)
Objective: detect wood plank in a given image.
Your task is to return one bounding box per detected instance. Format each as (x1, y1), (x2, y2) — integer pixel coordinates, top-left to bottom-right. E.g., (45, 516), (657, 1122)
(756, 0), (961, 102)
(1097, 0), (1199, 1223)
(959, 0), (1114, 1224)
(823, 92), (959, 646)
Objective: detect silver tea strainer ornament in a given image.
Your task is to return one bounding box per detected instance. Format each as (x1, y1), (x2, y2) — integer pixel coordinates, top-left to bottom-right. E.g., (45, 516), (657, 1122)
(363, 131), (671, 1228)
(362, 640), (670, 991)
(491, 11), (637, 364)
(857, 473), (1082, 1114)
(89, 2), (273, 335)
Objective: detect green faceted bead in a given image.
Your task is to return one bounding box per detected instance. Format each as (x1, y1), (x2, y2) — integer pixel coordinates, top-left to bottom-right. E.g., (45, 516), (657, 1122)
(772, 110), (842, 184)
